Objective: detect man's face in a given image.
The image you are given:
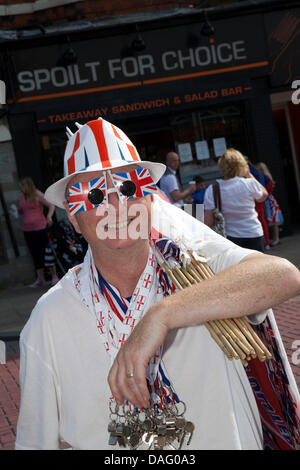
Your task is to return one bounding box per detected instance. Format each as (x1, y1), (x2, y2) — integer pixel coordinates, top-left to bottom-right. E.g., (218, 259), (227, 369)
(64, 165), (153, 252)
(168, 153), (180, 171)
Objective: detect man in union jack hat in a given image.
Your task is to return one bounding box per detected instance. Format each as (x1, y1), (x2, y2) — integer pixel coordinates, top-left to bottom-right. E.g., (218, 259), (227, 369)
(16, 118), (300, 450)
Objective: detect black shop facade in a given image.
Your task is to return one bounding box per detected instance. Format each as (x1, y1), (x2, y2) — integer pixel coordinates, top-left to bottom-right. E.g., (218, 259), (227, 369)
(5, 9), (297, 227)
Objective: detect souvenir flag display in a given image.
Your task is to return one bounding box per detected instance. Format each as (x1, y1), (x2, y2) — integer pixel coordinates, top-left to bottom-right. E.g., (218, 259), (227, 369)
(152, 235), (299, 450)
(153, 235), (181, 265)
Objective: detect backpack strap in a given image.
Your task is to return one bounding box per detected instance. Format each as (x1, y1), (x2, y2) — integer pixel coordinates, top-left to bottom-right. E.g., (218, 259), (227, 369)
(213, 182), (222, 212)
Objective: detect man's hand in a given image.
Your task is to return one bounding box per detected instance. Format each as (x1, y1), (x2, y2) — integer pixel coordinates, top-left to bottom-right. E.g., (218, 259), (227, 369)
(107, 309), (169, 409)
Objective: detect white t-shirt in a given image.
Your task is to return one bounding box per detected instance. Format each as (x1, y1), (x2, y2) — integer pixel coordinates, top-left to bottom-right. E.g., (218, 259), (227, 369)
(204, 177), (264, 238)
(159, 168), (184, 208)
(15, 211), (272, 450)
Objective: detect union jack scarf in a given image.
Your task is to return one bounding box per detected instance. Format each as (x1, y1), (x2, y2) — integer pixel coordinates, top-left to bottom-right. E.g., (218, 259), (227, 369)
(245, 317), (300, 449)
(73, 235), (178, 406)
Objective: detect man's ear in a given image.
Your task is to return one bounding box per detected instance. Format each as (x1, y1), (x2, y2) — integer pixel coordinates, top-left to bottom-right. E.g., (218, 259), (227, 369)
(63, 201), (82, 234)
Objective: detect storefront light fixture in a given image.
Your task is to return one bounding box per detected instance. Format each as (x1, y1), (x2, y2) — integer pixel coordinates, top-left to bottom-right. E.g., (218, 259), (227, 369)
(60, 35), (78, 65)
(131, 25), (146, 52)
(201, 12), (215, 37)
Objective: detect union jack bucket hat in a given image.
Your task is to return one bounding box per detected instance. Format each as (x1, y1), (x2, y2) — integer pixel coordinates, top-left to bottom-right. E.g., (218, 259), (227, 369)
(45, 118), (166, 208)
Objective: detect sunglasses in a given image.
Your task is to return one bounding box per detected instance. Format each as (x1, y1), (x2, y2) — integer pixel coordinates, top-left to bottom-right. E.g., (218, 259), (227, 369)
(68, 168), (157, 215)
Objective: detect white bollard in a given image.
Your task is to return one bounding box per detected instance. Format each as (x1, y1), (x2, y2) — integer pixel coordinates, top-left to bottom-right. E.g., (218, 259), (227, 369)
(0, 340), (6, 364)
(196, 203), (204, 223)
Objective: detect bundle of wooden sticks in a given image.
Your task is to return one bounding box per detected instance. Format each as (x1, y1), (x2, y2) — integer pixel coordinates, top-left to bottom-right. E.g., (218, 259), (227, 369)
(162, 251), (272, 367)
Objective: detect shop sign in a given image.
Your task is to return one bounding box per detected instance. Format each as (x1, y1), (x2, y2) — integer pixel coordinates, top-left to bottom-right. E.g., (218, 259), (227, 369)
(11, 14), (267, 102)
(34, 79), (254, 129)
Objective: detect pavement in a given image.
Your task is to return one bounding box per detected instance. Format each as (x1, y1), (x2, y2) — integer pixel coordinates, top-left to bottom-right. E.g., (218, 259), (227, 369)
(0, 229), (300, 450)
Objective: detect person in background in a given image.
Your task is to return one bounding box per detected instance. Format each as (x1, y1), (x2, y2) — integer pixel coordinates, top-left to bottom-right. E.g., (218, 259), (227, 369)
(256, 162), (284, 247)
(204, 148), (268, 252)
(159, 152), (195, 208)
(18, 177), (59, 287)
(248, 162), (271, 250)
(192, 175), (207, 205)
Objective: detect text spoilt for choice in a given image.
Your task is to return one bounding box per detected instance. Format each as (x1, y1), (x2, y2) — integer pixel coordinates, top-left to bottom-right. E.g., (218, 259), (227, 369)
(18, 41), (248, 93)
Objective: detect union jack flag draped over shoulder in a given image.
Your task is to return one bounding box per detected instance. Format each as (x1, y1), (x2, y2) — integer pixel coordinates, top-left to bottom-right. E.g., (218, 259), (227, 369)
(154, 236), (182, 265)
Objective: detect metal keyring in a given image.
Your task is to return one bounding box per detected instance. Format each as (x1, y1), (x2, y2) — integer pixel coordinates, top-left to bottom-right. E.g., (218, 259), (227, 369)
(137, 411), (146, 423)
(174, 400), (187, 417)
(116, 404), (126, 418)
(109, 400), (119, 415)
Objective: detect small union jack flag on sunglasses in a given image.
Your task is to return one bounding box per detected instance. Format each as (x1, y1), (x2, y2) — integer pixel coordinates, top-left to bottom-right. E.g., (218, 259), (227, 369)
(112, 168), (157, 201)
(68, 177), (106, 215)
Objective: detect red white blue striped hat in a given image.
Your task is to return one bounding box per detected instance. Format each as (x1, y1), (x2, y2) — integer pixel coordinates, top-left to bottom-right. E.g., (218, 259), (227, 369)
(45, 118), (166, 208)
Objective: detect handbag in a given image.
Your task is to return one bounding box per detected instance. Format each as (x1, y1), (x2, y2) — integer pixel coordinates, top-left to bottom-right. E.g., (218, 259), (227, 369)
(264, 195), (284, 226)
(212, 182), (226, 237)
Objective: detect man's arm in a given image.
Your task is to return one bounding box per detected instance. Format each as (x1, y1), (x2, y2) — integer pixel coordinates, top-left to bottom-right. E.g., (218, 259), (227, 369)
(108, 253), (300, 409)
(171, 185), (195, 202)
(244, 169), (268, 202)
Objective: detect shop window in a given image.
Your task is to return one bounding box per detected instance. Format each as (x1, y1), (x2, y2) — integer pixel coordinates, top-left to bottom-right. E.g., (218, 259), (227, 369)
(169, 104), (249, 186)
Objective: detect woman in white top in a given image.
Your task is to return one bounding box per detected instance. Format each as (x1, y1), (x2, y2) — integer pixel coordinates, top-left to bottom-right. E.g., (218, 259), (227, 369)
(204, 148), (268, 252)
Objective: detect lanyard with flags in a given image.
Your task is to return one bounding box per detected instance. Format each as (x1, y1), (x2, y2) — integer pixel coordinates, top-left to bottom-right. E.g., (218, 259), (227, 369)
(97, 272), (131, 324)
(73, 238), (179, 402)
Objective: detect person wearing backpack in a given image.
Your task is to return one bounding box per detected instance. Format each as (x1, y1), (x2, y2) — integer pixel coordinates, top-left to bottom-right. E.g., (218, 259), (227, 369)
(204, 148), (268, 252)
